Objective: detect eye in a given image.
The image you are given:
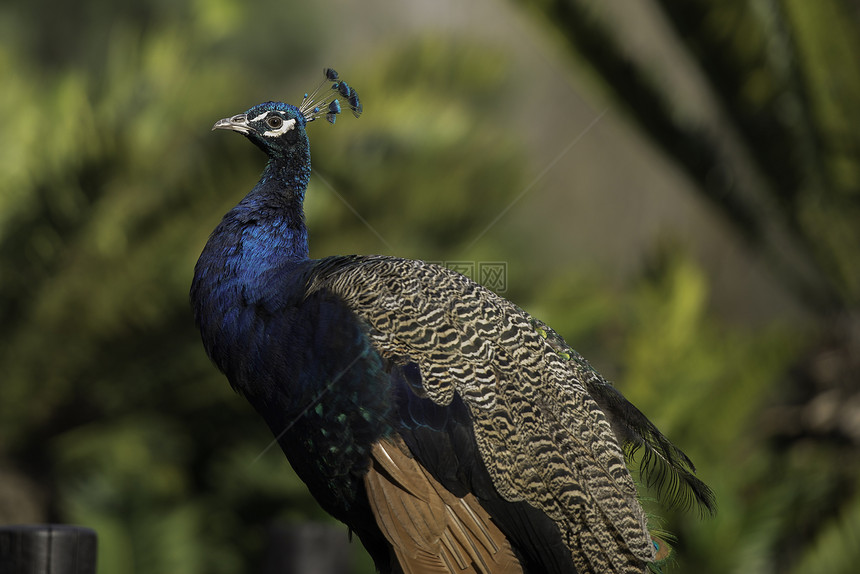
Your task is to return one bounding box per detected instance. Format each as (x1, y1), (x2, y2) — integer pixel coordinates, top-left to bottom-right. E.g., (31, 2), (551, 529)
(266, 116), (283, 129)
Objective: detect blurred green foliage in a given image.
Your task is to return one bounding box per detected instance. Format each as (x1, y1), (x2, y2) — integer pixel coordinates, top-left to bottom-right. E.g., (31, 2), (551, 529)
(1, 0), (859, 573)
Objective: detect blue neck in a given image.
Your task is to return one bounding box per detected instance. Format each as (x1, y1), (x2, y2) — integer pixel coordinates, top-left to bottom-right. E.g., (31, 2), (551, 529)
(190, 132), (315, 388)
(192, 148), (313, 309)
(233, 158), (311, 262)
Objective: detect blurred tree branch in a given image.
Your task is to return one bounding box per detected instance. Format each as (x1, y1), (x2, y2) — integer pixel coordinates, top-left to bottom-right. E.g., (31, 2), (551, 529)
(518, 0), (860, 314)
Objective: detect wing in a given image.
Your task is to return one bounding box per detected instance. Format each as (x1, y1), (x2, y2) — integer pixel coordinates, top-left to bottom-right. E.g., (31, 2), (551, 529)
(309, 255), (662, 574)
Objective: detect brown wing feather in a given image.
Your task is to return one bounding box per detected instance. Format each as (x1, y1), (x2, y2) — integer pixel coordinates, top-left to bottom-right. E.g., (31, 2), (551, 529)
(365, 437), (523, 574)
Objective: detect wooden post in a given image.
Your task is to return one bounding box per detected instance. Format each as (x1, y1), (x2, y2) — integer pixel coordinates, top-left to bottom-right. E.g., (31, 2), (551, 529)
(0, 525), (97, 574)
(262, 522), (354, 574)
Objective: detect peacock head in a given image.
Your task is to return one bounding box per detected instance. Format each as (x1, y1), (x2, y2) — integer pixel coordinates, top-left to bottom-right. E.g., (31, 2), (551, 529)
(212, 68), (362, 160)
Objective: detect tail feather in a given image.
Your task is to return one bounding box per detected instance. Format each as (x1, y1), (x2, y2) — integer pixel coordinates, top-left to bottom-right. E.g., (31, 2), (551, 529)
(529, 317), (715, 515)
(588, 380), (716, 516)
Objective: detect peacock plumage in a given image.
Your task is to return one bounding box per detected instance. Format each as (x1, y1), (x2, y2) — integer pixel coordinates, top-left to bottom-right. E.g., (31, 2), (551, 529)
(190, 68), (714, 574)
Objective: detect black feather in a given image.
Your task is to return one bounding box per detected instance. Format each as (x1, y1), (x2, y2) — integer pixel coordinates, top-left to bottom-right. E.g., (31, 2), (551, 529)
(589, 380), (716, 516)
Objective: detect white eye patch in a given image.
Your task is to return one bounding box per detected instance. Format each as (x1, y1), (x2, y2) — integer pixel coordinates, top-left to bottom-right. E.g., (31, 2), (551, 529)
(249, 111), (297, 138)
(262, 118), (296, 137)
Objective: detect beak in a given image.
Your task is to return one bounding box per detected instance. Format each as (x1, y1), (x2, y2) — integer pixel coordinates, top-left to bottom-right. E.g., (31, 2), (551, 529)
(212, 114), (251, 134)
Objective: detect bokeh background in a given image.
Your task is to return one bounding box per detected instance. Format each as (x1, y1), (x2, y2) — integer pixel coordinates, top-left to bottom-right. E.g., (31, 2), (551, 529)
(2, 0), (859, 572)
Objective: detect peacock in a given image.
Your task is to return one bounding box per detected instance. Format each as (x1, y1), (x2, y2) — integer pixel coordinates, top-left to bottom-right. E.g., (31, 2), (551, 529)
(190, 68), (714, 574)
